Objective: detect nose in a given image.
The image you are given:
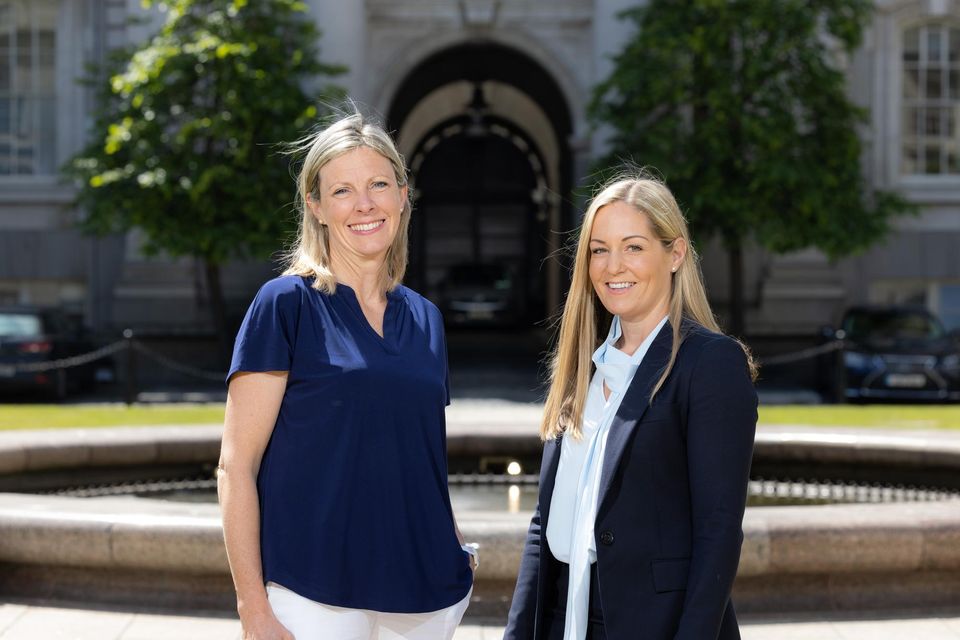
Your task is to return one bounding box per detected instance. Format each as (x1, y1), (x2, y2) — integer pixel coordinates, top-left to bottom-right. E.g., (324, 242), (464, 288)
(607, 250), (624, 274)
(355, 189), (375, 213)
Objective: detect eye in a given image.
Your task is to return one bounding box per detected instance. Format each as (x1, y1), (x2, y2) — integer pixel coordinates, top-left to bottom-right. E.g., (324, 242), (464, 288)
(626, 244), (643, 252)
(333, 187), (349, 196)
(372, 180), (389, 189)
(590, 247), (607, 255)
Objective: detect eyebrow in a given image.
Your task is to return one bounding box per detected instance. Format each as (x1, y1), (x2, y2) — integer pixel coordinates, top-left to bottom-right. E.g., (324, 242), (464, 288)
(589, 234), (649, 244)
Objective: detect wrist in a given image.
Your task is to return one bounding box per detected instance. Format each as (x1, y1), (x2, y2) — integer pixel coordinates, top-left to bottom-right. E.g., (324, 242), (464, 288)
(461, 542), (479, 569)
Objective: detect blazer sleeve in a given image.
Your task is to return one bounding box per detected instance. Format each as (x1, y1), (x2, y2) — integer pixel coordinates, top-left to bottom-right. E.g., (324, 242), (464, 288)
(503, 501), (542, 639)
(674, 337), (758, 640)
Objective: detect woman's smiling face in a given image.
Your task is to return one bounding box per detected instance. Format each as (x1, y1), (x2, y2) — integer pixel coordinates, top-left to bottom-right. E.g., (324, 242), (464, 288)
(309, 146), (407, 268)
(588, 201), (680, 325)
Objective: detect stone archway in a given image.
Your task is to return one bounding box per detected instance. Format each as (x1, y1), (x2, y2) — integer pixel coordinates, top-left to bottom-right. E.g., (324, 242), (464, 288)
(387, 42), (575, 326)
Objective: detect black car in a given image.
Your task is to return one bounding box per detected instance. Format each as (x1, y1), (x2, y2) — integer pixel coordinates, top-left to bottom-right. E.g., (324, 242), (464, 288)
(435, 262), (524, 327)
(0, 307), (101, 400)
(827, 306), (960, 402)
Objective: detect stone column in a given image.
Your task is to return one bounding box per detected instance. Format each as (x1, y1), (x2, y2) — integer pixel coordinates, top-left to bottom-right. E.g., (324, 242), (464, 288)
(306, 0), (367, 103)
(590, 0), (642, 159)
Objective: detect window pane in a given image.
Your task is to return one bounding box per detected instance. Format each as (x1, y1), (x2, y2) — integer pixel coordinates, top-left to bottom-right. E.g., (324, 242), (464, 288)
(0, 1), (57, 175)
(35, 96), (54, 173)
(926, 67), (943, 99)
(904, 66), (920, 99)
(950, 29), (960, 62)
(0, 98), (9, 176)
(0, 48), (8, 92)
(950, 69), (959, 100)
(928, 28), (943, 63)
(947, 107), (956, 136)
(947, 144), (960, 174)
(904, 27), (920, 62)
(902, 143), (919, 174)
(903, 107), (919, 135)
(924, 108), (942, 135)
(925, 145), (942, 173)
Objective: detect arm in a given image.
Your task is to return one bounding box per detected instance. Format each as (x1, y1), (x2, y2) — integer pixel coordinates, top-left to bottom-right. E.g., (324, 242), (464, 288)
(218, 371), (292, 640)
(674, 338), (758, 640)
(503, 502), (542, 640)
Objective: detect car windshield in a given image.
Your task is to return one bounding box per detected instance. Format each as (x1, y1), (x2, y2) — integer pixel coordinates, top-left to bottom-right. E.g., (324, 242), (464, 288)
(0, 313), (43, 338)
(842, 310), (944, 341)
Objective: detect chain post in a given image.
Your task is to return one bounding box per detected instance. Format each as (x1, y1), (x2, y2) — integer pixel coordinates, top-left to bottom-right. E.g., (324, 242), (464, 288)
(123, 329), (137, 406)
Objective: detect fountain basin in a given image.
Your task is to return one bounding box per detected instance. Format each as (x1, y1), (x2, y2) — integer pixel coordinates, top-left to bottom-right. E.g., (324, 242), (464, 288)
(1, 420), (959, 614)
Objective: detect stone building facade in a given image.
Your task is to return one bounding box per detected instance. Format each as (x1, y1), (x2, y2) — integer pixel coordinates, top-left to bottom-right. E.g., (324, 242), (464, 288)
(1, 0), (958, 338)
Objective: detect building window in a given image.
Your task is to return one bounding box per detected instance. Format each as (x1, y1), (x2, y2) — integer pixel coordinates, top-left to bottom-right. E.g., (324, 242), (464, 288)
(902, 24), (960, 175)
(0, 0), (56, 176)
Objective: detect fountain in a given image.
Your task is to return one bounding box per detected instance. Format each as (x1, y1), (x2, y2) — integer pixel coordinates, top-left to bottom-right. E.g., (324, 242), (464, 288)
(1, 416), (959, 616)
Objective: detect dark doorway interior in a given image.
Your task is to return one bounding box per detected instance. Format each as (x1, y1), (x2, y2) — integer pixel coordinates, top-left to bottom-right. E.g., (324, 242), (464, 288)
(408, 117), (548, 328)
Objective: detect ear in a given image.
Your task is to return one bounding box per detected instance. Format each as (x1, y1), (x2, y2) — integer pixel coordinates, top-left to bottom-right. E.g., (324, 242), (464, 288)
(670, 237), (687, 272)
(399, 184), (409, 211)
(306, 192), (326, 226)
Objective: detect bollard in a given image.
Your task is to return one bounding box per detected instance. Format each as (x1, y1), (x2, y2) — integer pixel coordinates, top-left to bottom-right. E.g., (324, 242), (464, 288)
(123, 329), (137, 406)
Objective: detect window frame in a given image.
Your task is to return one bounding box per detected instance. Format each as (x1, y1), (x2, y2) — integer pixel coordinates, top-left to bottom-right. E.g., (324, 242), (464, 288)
(0, 0), (59, 179)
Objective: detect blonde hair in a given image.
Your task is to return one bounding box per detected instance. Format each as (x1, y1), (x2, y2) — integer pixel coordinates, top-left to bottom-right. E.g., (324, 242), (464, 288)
(282, 112), (412, 293)
(540, 170), (758, 441)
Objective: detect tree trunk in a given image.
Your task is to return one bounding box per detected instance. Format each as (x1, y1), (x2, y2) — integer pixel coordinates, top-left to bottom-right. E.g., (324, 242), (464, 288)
(203, 259), (230, 364)
(727, 240), (745, 338)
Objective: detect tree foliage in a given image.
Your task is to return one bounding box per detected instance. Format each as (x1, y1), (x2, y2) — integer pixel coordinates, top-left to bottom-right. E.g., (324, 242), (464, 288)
(590, 0), (914, 332)
(68, 0), (344, 267)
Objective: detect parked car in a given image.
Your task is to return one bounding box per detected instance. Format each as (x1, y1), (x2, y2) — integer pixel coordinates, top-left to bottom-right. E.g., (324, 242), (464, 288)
(824, 306), (960, 402)
(0, 307), (101, 400)
(435, 262), (524, 327)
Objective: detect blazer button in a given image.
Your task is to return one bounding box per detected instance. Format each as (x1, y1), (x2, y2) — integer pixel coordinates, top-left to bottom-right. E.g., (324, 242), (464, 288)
(599, 531), (614, 546)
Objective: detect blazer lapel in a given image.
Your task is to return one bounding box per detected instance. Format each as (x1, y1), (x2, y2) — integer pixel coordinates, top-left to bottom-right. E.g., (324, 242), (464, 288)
(538, 436), (561, 531)
(596, 321), (674, 511)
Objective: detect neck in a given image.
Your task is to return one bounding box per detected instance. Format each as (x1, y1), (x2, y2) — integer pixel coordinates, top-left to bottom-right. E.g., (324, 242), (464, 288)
(616, 305), (669, 354)
(331, 254), (387, 302)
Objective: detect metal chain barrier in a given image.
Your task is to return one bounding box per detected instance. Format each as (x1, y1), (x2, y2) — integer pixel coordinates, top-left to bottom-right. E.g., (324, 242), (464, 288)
(1, 333), (845, 386)
(0, 340), (128, 377)
(757, 340), (844, 367)
(0, 335), (225, 383)
(130, 341), (226, 382)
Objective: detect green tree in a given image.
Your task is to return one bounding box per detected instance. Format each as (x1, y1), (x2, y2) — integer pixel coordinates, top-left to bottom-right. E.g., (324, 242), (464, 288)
(591, 0), (914, 337)
(67, 0), (343, 352)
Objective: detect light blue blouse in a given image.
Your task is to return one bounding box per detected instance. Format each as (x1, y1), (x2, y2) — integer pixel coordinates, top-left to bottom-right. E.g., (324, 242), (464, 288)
(545, 313), (669, 640)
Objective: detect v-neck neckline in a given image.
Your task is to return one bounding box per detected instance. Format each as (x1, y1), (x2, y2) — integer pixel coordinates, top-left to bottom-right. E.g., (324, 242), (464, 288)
(335, 282), (400, 349)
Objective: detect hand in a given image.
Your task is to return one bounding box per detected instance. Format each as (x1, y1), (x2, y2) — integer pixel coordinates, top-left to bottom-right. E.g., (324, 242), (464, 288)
(468, 554), (478, 573)
(241, 611), (294, 640)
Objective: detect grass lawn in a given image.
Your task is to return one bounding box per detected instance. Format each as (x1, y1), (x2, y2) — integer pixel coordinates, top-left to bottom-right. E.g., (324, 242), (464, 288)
(0, 404), (225, 430)
(760, 405), (960, 429)
(0, 403), (958, 431)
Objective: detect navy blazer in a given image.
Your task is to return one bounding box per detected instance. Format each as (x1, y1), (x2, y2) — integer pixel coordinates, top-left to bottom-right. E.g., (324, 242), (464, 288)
(504, 321), (758, 640)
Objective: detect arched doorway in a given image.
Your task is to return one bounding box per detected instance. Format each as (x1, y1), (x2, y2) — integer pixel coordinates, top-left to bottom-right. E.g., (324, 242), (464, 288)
(387, 43), (574, 331)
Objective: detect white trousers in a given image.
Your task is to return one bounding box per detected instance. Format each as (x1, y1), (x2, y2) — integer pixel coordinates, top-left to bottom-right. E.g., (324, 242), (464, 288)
(266, 582), (472, 640)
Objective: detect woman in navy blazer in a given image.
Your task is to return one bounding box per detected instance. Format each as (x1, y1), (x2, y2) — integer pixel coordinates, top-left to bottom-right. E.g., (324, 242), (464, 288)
(504, 172), (758, 640)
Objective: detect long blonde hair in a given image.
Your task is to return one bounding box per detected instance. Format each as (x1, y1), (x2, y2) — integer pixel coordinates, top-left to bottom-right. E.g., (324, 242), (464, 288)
(283, 112), (412, 293)
(540, 171), (758, 441)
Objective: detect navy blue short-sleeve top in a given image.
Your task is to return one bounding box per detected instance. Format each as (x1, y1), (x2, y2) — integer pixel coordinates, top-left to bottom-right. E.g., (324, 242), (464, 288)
(227, 275), (472, 613)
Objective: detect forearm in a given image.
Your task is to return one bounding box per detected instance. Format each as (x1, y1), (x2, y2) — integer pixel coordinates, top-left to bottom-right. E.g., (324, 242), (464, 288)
(218, 468), (271, 621)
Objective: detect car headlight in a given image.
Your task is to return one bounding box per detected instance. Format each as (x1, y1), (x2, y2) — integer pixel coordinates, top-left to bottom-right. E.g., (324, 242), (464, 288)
(843, 351), (871, 369)
(941, 354), (960, 370)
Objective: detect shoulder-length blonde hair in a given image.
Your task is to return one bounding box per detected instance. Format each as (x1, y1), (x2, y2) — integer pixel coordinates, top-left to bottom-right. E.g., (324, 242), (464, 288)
(282, 112), (412, 294)
(541, 170), (758, 441)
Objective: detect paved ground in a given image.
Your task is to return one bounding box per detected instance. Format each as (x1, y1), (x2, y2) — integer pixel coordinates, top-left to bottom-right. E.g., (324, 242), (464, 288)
(3, 601), (960, 639)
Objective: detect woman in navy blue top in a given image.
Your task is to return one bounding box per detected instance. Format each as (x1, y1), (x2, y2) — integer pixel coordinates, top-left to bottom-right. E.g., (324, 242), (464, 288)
(218, 113), (474, 640)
